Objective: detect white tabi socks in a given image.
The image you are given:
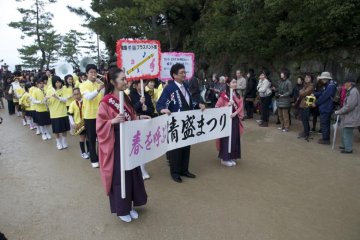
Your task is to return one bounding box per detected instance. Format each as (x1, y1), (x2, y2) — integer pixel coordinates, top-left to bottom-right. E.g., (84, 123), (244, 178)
(61, 136), (68, 149)
(56, 138), (63, 150)
(40, 126), (47, 140)
(141, 165), (150, 180)
(45, 126), (52, 140)
(35, 126), (41, 135)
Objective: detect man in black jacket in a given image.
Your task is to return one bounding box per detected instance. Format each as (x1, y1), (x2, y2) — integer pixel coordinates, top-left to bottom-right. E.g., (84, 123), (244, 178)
(188, 76), (202, 105)
(244, 69), (257, 119)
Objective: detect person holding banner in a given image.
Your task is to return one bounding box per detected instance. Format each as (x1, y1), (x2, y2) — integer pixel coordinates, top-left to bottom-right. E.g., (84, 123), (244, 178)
(129, 80), (155, 180)
(129, 80), (155, 117)
(96, 67), (148, 223)
(145, 79), (157, 109)
(156, 63), (206, 183)
(215, 78), (244, 167)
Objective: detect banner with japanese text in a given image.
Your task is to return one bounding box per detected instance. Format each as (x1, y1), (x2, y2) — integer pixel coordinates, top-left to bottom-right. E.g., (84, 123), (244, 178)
(116, 39), (161, 80)
(159, 52), (195, 81)
(123, 106), (231, 170)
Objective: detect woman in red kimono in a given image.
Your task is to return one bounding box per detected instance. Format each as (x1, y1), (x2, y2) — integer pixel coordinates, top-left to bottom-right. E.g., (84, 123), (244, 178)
(215, 78), (244, 167)
(96, 67), (149, 223)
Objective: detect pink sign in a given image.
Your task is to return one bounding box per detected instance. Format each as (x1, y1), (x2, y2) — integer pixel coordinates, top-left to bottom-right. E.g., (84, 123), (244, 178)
(160, 52), (195, 81)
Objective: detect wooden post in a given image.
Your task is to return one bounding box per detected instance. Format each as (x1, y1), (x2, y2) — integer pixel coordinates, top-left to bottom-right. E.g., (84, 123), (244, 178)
(140, 79), (145, 97)
(119, 91), (126, 199)
(228, 89), (233, 153)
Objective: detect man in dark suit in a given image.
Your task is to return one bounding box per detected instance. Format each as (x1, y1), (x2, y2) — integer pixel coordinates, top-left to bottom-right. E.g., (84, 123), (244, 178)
(157, 63), (206, 183)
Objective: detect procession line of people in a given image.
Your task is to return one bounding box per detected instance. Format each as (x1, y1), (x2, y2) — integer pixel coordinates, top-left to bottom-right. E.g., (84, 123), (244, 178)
(2, 63), (359, 224)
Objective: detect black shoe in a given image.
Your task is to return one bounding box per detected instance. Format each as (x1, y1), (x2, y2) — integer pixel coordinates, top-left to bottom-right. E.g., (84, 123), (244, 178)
(341, 150), (353, 154)
(181, 171), (196, 178)
(318, 139), (330, 145)
(298, 133), (305, 139)
(171, 174), (182, 183)
(339, 146), (345, 150)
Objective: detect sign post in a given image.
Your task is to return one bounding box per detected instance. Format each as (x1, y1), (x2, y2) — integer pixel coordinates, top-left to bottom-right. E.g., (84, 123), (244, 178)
(228, 89), (233, 153)
(119, 91), (126, 199)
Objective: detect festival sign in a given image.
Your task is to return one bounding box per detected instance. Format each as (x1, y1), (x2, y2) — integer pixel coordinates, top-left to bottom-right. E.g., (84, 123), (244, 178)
(122, 106), (231, 170)
(116, 39), (161, 80)
(160, 52), (195, 81)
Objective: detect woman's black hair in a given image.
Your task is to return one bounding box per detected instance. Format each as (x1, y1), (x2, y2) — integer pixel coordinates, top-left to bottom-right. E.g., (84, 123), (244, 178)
(85, 64), (97, 73)
(37, 78), (44, 84)
(259, 70), (268, 77)
(64, 74), (74, 88)
(225, 78), (239, 97)
(25, 83), (32, 92)
(304, 73), (314, 83)
(73, 87), (81, 93)
(52, 75), (64, 89)
(280, 68), (290, 79)
(248, 69), (255, 77)
(105, 67), (124, 95)
(4, 78), (12, 88)
(130, 80), (140, 94)
(41, 74), (48, 82)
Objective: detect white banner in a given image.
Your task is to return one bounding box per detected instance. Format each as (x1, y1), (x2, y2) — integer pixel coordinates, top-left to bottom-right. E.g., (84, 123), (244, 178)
(122, 107), (231, 170)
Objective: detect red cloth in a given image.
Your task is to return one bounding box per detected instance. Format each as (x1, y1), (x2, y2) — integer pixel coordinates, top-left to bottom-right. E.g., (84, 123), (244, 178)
(96, 93), (136, 195)
(340, 85), (347, 107)
(215, 92), (244, 151)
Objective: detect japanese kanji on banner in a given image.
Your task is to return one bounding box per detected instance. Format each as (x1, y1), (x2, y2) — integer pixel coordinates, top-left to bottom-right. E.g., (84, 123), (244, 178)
(160, 52), (195, 81)
(122, 106), (231, 170)
(116, 39), (161, 80)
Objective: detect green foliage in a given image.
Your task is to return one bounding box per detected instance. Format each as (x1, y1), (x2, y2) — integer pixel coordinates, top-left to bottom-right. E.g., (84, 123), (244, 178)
(69, 0), (360, 70)
(60, 30), (86, 67)
(43, 30), (62, 68)
(9, 0), (60, 69)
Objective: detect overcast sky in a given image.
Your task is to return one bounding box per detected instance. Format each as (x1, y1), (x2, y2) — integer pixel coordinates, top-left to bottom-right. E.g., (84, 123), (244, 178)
(0, 0), (103, 71)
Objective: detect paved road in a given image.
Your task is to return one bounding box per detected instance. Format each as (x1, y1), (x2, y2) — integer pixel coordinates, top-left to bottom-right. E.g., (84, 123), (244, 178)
(1, 110), (360, 240)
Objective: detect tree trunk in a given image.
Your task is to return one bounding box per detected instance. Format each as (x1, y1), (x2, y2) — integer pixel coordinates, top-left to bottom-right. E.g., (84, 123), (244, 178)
(165, 13), (173, 51)
(35, 0), (46, 70)
(151, 15), (158, 40)
(46, 55), (50, 69)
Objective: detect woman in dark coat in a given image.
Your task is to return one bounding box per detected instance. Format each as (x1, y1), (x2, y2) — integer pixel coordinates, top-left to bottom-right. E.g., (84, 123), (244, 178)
(129, 80), (155, 118)
(128, 80), (154, 180)
(244, 69), (257, 119)
(3, 78), (15, 115)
